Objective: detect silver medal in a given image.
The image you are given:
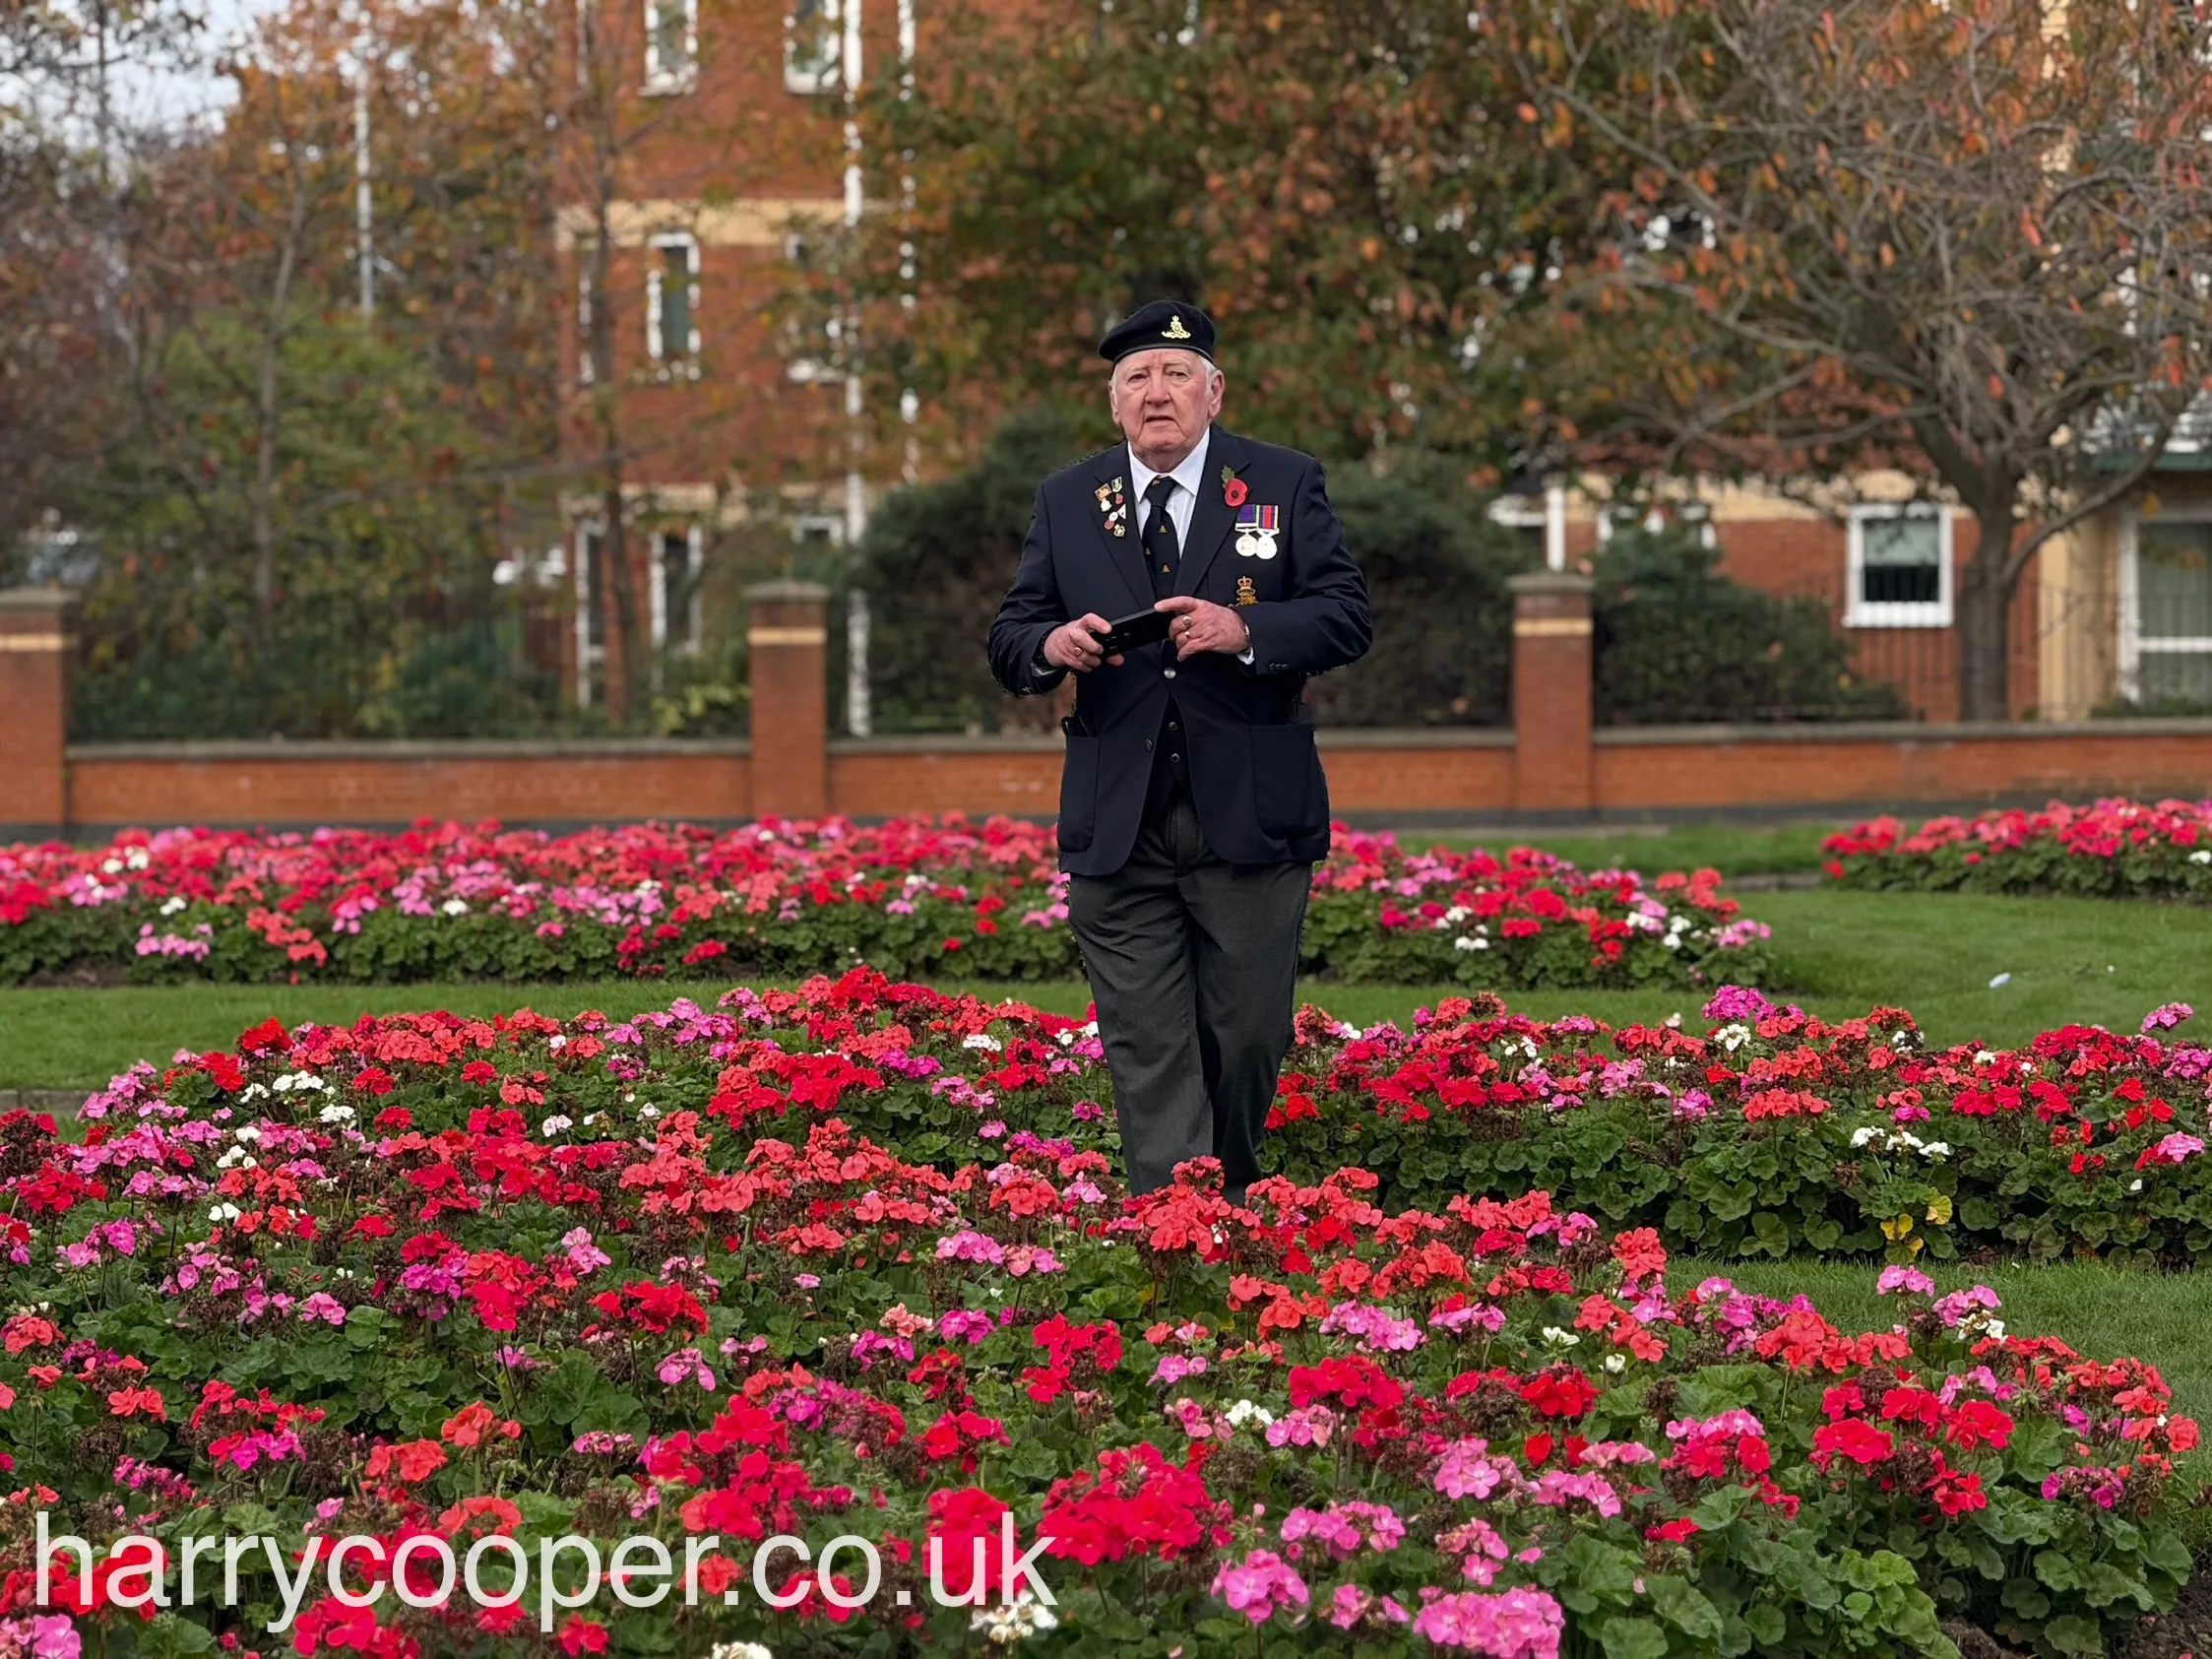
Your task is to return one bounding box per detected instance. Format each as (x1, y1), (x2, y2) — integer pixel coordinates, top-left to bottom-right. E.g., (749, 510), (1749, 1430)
(1253, 531), (1279, 561)
(1235, 532), (1259, 558)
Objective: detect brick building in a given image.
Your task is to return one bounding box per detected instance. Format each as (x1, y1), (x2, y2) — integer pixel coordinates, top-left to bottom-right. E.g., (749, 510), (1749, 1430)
(549, 0), (914, 717)
(1491, 476), (2052, 723)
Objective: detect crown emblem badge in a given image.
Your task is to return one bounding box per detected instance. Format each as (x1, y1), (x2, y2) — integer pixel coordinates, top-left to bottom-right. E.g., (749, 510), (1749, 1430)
(1161, 313), (1192, 341)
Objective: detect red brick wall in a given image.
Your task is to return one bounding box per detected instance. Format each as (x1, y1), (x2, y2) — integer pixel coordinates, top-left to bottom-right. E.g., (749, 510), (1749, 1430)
(40, 725), (2211, 834)
(1590, 725), (2212, 811)
(66, 746), (751, 829)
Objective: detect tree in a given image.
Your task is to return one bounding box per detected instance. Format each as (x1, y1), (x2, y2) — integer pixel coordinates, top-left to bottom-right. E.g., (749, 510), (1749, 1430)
(830, 0), (1581, 474)
(23, 0), (576, 735)
(1519, 0), (2212, 720)
(0, 0), (203, 553)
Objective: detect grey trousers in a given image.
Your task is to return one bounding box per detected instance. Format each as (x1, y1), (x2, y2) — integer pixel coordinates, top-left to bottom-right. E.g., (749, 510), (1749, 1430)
(1067, 791), (1311, 1198)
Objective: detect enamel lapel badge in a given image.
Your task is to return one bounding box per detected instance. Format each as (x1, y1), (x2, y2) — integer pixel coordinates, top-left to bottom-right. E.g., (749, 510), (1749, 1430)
(1096, 477), (1128, 539)
(1233, 504), (1280, 561)
(1235, 576), (1257, 606)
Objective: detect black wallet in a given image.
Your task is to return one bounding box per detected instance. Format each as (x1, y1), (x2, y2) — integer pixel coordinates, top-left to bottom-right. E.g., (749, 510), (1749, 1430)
(1093, 606), (1173, 655)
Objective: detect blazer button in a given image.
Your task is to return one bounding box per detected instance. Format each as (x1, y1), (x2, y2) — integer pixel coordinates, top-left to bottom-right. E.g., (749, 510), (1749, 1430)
(1163, 667), (1177, 679)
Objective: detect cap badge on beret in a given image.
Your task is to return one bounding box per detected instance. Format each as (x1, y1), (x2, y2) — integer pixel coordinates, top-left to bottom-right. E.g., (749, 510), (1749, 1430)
(1162, 313), (1192, 341)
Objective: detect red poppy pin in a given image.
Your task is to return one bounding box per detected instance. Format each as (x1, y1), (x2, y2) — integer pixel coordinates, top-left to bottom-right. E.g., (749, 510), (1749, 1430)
(1221, 465), (1248, 509)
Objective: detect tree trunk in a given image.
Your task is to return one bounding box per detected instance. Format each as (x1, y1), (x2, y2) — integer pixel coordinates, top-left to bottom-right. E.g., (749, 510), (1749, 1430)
(1955, 487), (2017, 724)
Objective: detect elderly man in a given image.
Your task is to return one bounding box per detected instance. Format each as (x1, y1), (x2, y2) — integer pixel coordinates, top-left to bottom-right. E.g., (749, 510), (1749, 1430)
(986, 301), (1372, 1204)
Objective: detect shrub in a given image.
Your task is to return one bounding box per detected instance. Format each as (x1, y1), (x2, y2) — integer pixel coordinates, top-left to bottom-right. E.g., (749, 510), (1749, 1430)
(1593, 527), (1910, 725)
(853, 414), (1528, 730)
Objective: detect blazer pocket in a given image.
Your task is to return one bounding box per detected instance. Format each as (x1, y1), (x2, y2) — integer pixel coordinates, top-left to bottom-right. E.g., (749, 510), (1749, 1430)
(1057, 734), (1100, 853)
(1250, 724), (1326, 840)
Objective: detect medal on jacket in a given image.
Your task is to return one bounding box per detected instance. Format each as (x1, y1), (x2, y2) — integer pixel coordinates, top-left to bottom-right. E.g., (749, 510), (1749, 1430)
(1096, 477), (1128, 539)
(1234, 504), (1279, 560)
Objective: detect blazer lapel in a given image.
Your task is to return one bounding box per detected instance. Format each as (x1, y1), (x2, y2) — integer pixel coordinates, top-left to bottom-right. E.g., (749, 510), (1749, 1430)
(1088, 451), (1152, 614)
(1174, 427), (1239, 599)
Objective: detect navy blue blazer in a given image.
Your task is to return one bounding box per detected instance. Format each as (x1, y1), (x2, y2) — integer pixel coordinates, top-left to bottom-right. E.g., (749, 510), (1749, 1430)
(986, 427), (1373, 876)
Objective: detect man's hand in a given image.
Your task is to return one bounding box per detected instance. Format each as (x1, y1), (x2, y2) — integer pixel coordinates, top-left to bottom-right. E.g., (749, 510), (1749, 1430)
(1155, 595), (1251, 660)
(1042, 613), (1123, 673)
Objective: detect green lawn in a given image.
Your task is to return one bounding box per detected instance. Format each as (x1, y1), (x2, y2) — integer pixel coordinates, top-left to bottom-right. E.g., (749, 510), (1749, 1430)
(1435, 818), (1844, 878)
(3, 884), (2208, 1087)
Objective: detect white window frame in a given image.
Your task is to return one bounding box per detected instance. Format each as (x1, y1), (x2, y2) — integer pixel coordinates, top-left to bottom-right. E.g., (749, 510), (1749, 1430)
(781, 231), (841, 382)
(1487, 485), (1565, 570)
(790, 513), (846, 548)
(575, 254), (595, 385)
(1845, 503), (1952, 629)
(645, 232), (701, 366)
(2117, 505), (2212, 703)
(642, 0), (697, 92)
(783, 0), (842, 93)
(651, 523), (705, 655)
(574, 522), (607, 708)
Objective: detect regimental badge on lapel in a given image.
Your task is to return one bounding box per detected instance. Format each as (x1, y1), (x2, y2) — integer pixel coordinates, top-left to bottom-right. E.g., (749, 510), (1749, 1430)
(1234, 576), (1257, 606)
(1095, 477), (1128, 539)
(1233, 504), (1280, 561)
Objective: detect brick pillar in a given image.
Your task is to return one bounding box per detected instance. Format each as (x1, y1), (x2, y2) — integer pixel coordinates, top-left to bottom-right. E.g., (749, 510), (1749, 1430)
(746, 580), (830, 819)
(0, 588), (76, 838)
(1507, 571), (1595, 815)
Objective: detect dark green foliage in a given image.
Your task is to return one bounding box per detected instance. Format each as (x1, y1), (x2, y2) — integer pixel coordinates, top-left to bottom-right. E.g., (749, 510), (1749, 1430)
(1302, 462), (1532, 726)
(1593, 526), (1909, 724)
(852, 408), (1084, 734)
(854, 415), (1531, 730)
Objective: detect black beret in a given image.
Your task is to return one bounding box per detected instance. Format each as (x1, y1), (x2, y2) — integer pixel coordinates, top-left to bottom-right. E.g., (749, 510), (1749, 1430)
(1100, 300), (1216, 364)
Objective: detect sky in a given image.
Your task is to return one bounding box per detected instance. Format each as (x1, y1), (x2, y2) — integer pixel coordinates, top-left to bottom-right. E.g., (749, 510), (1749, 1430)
(107, 0), (287, 126)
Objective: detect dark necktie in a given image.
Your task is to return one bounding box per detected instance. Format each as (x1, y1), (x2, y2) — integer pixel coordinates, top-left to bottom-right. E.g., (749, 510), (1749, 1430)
(1143, 476), (1179, 602)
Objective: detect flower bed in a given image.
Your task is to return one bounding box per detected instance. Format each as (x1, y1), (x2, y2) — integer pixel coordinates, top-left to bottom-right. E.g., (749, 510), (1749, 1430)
(0, 818), (1771, 991)
(82, 971), (2212, 1265)
(1822, 798), (2212, 901)
(0, 988), (2192, 1658)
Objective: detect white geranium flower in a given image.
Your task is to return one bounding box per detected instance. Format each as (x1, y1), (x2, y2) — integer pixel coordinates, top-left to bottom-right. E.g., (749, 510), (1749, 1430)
(973, 1593), (1058, 1644)
(440, 898), (469, 917)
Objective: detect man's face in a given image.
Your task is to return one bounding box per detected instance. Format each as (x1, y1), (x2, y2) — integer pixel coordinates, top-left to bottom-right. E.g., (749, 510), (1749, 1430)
(1108, 348), (1223, 470)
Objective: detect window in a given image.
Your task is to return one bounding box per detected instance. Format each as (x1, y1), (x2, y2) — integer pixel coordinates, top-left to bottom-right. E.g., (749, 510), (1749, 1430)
(1486, 486), (1564, 570)
(785, 0), (841, 92)
(575, 524), (606, 708)
(575, 253), (596, 384)
(643, 0), (695, 90)
(1845, 504), (1951, 628)
(653, 526), (703, 654)
(790, 513), (845, 548)
(2119, 514), (2212, 706)
(782, 232), (840, 382)
(646, 234), (699, 370)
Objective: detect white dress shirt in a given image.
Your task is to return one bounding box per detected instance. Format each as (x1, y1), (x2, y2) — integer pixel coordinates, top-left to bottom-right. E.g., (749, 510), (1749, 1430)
(1127, 430), (1211, 547)
(1127, 429), (1254, 664)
